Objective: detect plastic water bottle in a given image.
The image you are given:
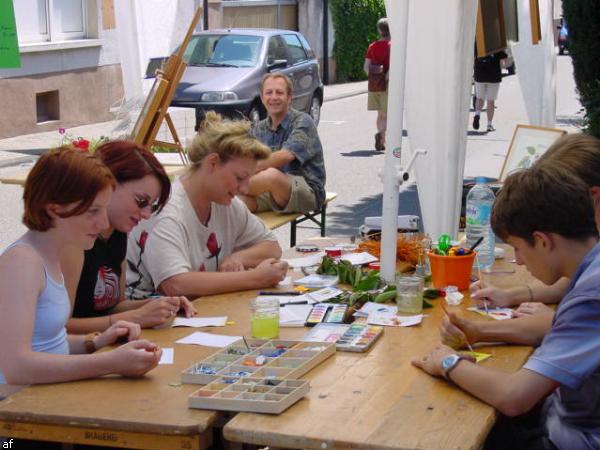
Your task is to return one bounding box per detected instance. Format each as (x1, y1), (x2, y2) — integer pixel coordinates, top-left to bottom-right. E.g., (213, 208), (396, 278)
(466, 177), (496, 270)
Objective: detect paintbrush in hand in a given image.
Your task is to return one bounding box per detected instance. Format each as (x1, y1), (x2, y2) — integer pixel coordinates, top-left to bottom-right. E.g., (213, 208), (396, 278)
(440, 301), (475, 352)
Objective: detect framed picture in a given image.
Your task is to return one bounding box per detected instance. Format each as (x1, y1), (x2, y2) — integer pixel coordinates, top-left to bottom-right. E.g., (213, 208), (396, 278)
(476, 0), (507, 57)
(499, 125), (566, 181)
(529, 0), (542, 44)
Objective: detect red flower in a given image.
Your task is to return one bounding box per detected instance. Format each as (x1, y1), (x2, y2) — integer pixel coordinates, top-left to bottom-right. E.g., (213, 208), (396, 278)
(72, 139), (90, 151)
(138, 230), (148, 251)
(206, 232), (221, 258)
(198, 263), (206, 272)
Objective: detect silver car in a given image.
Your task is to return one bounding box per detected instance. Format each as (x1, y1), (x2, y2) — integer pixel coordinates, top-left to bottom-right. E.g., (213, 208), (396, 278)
(169, 29), (323, 128)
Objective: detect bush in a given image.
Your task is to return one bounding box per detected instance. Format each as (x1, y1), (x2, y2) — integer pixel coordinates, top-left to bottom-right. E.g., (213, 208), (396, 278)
(330, 0), (386, 82)
(562, 1), (600, 138)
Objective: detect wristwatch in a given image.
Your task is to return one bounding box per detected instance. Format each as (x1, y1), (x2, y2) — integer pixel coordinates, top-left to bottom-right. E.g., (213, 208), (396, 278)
(441, 354), (465, 380)
(84, 332), (101, 354)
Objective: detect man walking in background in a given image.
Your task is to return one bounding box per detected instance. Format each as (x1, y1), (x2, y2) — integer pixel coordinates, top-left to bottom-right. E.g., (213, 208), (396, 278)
(472, 49), (507, 132)
(364, 18), (391, 151)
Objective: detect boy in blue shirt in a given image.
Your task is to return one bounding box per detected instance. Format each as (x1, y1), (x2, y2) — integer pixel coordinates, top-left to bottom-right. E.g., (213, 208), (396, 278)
(413, 165), (600, 449)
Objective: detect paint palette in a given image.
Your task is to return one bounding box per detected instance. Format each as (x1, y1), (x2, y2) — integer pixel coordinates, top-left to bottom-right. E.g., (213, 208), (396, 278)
(181, 339), (336, 385)
(188, 377), (310, 414)
(303, 322), (384, 353)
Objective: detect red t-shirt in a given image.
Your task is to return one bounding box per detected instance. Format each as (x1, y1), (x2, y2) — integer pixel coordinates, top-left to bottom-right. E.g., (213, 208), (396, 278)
(366, 40), (391, 72)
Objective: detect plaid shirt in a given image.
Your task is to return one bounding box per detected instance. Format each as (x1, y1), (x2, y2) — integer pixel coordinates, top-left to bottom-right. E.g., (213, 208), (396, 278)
(252, 109), (326, 208)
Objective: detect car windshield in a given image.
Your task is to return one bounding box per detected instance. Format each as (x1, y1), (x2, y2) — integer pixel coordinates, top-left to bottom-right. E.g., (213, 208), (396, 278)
(184, 34), (263, 68)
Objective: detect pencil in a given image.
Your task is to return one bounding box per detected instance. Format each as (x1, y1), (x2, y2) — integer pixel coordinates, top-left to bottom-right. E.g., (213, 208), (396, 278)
(440, 302), (475, 353)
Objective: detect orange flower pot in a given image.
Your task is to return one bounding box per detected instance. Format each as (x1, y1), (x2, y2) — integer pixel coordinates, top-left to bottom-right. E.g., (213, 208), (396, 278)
(427, 251), (476, 291)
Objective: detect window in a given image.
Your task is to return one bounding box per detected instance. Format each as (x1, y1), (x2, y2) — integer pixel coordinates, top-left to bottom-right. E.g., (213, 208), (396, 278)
(282, 34), (308, 65)
(267, 36), (288, 65)
(14, 0), (86, 44)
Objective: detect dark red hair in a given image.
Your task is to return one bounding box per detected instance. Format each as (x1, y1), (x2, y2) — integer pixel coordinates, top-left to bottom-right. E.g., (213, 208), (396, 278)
(94, 141), (171, 213)
(23, 148), (116, 231)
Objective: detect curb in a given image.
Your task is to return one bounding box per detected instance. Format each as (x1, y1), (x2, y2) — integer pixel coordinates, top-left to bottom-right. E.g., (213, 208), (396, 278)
(324, 89), (368, 103)
(0, 154), (36, 169)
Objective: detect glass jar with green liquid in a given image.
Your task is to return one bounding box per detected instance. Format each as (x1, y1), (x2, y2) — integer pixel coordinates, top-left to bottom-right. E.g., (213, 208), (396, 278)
(250, 297), (280, 339)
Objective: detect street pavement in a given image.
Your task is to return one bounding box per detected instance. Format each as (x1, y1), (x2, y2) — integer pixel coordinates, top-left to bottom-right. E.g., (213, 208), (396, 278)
(0, 54), (583, 250)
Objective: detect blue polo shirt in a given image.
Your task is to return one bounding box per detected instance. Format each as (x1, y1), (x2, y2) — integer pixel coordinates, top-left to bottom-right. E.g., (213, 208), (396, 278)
(252, 109), (326, 208)
(524, 242), (600, 449)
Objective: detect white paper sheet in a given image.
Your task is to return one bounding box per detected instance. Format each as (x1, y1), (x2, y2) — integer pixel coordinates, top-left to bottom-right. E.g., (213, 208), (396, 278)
(306, 287), (343, 302)
(367, 312), (423, 327)
(279, 304), (312, 327)
(467, 307), (514, 320)
(341, 252), (378, 265)
(171, 316), (227, 328)
(283, 252), (325, 269)
(293, 274), (338, 288)
(175, 332), (242, 347)
(354, 301), (398, 317)
(158, 347), (174, 365)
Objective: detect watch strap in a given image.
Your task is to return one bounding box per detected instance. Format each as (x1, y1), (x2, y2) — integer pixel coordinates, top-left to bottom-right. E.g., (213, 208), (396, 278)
(84, 332), (101, 354)
(443, 354), (465, 381)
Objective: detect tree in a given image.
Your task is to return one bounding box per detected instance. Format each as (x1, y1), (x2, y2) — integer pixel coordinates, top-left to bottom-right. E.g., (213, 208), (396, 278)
(562, 0), (600, 138)
(330, 0), (386, 82)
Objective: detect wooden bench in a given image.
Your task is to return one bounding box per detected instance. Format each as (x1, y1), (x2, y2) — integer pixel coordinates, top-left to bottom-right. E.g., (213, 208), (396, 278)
(256, 192), (337, 247)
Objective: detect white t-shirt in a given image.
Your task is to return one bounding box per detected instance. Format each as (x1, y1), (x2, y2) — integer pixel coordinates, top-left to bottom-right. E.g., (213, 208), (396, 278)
(126, 179), (276, 299)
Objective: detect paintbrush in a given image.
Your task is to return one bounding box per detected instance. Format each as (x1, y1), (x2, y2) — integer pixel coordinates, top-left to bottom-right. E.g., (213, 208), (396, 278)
(242, 336), (250, 352)
(475, 253), (490, 315)
(440, 301), (475, 352)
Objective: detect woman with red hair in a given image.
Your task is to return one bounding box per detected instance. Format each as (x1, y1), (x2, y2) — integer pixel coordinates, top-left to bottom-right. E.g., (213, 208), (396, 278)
(62, 141), (196, 335)
(0, 148), (161, 385)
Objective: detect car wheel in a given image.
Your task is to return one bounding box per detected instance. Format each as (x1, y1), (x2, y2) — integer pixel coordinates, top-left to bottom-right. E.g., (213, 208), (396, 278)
(248, 103), (264, 126)
(309, 95), (321, 126)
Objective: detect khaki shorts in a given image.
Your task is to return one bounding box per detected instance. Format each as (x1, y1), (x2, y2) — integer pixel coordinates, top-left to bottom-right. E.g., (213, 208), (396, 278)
(474, 82), (500, 101)
(368, 90), (388, 111)
(256, 174), (317, 214)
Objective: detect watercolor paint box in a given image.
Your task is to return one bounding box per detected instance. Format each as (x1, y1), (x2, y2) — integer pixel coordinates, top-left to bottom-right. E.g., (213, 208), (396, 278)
(302, 322), (384, 353)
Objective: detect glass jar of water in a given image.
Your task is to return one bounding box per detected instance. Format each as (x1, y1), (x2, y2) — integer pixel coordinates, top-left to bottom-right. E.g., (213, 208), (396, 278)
(250, 297), (280, 339)
(395, 275), (424, 315)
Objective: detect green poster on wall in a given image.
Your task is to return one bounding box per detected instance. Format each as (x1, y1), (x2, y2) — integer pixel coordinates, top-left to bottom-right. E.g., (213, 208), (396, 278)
(0, 0), (21, 68)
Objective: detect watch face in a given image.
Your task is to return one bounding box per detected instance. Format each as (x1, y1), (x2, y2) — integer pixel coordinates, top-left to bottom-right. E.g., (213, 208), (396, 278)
(442, 354), (459, 371)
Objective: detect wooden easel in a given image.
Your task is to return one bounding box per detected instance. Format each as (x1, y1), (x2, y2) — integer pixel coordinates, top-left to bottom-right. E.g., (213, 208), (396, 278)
(131, 8), (202, 165)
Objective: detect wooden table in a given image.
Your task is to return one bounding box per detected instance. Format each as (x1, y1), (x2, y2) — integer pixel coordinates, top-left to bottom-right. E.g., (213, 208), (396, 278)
(0, 164), (187, 186)
(0, 245), (533, 450)
(223, 247), (534, 450)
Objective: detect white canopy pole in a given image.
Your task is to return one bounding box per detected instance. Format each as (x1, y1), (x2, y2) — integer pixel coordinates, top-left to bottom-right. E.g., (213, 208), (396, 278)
(405, 0), (478, 240)
(379, 0), (410, 283)
(512, 0), (556, 127)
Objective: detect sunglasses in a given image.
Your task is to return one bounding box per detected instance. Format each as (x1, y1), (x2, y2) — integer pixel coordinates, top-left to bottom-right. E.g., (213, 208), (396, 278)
(133, 194), (160, 213)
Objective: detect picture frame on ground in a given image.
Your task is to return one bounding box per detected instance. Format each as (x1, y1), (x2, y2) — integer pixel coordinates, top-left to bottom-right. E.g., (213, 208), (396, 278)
(499, 124), (566, 181)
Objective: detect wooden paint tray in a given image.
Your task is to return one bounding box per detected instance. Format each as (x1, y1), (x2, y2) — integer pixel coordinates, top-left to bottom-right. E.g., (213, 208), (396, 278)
(181, 339), (335, 385)
(188, 377), (309, 414)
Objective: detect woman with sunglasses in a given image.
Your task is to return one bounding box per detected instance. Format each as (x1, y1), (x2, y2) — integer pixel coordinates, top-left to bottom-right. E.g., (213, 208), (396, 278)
(62, 141), (196, 335)
(126, 112), (287, 299)
(0, 148), (161, 386)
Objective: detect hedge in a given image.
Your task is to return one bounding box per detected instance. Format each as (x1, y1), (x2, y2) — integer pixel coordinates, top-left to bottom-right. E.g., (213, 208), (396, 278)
(330, 0), (386, 82)
(562, 0), (600, 138)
